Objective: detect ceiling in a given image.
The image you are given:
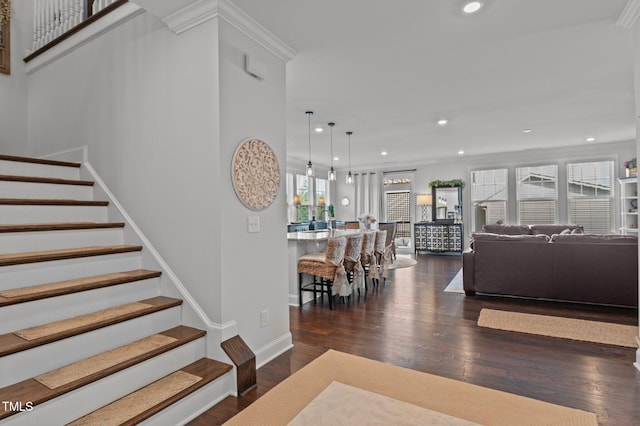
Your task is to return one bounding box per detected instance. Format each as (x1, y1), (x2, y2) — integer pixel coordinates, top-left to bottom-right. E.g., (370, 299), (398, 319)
(232, 0), (636, 171)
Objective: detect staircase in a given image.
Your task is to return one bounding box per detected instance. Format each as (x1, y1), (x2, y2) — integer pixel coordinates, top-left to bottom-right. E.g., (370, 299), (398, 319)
(0, 154), (232, 425)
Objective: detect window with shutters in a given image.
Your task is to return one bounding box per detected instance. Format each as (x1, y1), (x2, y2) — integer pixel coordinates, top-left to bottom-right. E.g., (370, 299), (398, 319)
(470, 169), (508, 232)
(516, 165), (557, 224)
(567, 161), (614, 234)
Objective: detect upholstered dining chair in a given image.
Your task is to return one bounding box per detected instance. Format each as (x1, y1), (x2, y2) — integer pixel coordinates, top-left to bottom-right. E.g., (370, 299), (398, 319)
(377, 222), (397, 262)
(344, 221), (361, 230)
(343, 233), (364, 298)
(359, 231), (377, 293)
(372, 229), (388, 287)
(298, 236), (347, 310)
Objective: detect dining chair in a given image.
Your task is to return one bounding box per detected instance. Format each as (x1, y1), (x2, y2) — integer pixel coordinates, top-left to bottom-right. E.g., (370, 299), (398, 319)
(343, 233), (364, 298)
(359, 231), (377, 294)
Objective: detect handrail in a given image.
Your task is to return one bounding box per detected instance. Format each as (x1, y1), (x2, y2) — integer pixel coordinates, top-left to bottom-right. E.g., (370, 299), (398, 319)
(24, 0), (127, 63)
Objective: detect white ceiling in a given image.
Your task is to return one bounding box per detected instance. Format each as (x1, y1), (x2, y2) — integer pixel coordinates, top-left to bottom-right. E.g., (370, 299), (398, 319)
(233, 0), (636, 171)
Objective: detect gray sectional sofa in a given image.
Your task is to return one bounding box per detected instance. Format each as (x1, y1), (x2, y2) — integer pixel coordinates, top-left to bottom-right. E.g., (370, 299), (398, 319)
(462, 224), (638, 307)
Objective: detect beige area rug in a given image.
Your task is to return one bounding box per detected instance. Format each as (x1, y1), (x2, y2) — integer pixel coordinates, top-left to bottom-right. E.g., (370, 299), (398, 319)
(478, 309), (639, 348)
(35, 334), (177, 389)
(224, 349), (597, 426)
(289, 381), (480, 425)
(14, 302), (152, 341)
(68, 370), (201, 426)
(387, 255), (417, 270)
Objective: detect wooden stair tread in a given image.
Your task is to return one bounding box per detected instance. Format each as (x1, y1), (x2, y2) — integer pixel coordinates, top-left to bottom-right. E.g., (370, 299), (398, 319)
(0, 269), (162, 307)
(0, 174), (94, 186)
(0, 296), (182, 357)
(0, 326), (206, 421)
(0, 154), (81, 168)
(0, 245), (143, 267)
(68, 358), (232, 426)
(0, 222), (125, 233)
(0, 198), (108, 206)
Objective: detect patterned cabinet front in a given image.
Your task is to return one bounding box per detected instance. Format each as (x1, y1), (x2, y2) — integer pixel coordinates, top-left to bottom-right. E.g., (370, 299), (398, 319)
(415, 223), (463, 254)
(414, 223), (428, 252)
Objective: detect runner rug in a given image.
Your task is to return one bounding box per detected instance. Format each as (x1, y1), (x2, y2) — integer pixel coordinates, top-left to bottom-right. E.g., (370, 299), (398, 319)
(224, 349), (597, 426)
(478, 308), (639, 348)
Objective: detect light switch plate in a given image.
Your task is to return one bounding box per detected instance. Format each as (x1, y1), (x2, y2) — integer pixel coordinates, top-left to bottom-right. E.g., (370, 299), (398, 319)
(248, 216), (260, 233)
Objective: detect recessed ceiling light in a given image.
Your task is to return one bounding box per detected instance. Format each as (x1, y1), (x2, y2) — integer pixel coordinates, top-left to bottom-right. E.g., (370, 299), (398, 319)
(437, 119), (449, 126)
(462, 1), (484, 14)
(334, 156), (340, 161)
(522, 129), (533, 133)
(381, 151), (388, 156)
(458, 150), (465, 155)
(314, 127), (323, 133)
(586, 137), (595, 142)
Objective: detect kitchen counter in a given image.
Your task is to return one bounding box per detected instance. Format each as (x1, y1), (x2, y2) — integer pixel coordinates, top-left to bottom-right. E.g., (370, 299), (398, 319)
(287, 229), (360, 241)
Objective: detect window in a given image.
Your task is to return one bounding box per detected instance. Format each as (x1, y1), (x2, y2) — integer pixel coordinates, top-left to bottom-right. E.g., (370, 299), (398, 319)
(470, 169), (508, 232)
(315, 178), (329, 220)
(295, 174), (311, 222)
(516, 165), (557, 224)
(567, 161), (614, 234)
(385, 190), (411, 238)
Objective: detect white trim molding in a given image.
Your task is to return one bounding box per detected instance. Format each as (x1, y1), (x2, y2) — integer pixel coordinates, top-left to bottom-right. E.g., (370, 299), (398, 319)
(617, 0), (640, 29)
(25, 3), (145, 74)
(156, 0), (296, 61)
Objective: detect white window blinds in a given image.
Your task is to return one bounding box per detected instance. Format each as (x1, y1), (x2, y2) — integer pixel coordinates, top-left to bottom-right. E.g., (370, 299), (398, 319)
(471, 169), (508, 232)
(516, 165), (557, 225)
(566, 161), (614, 234)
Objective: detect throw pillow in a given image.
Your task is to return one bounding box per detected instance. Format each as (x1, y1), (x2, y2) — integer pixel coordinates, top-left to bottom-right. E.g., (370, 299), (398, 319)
(571, 228), (584, 234)
(560, 228), (571, 235)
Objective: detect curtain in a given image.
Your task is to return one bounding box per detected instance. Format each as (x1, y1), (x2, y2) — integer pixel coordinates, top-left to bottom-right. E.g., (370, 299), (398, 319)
(355, 172), (382, 221)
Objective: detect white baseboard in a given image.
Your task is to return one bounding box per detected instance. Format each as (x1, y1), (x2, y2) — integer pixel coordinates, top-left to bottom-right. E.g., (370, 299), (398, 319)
(255, 332), (293, 369)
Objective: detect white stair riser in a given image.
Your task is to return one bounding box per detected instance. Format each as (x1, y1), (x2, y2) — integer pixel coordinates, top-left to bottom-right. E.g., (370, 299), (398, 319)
(1, 339), (206, 426)
(0, 252), (142, 290)
(0, 181), (94, 200)
(141, 374), (234, 426)
(0, 228), (124, 254)
(0, 277), (161, 334)
(0, 306), (181, 388)
(0, 205), (108, 224)
(0, 161), (80, 180)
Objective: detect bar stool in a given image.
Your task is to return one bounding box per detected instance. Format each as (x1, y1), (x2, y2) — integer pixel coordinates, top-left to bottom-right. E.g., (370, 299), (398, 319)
(298, 236), (347, 310)
(372, 229), (387, 288)
(343, 233), (364, 298)
(359, 231), (376, 293)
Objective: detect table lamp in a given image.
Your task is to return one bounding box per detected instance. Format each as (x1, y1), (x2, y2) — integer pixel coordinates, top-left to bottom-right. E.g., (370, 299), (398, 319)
(417, 194), (432, 222)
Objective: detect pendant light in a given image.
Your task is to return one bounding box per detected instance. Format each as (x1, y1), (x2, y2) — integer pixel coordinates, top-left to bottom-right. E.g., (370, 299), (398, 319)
(328, 122), (336, 181)
(346, 131), (353, 184)
(305, 111), (314, 177)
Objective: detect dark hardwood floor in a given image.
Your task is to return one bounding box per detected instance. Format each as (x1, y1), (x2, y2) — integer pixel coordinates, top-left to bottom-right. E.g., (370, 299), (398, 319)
(190, 254), (640, 425)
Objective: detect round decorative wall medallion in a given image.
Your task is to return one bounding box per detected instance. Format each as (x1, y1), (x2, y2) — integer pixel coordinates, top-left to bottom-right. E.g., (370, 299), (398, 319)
(232, 138), (281, 210)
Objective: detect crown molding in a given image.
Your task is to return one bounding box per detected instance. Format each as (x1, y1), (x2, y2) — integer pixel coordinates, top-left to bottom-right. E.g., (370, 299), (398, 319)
(617, 0), (640, 29)
(162, 0), (296, 62)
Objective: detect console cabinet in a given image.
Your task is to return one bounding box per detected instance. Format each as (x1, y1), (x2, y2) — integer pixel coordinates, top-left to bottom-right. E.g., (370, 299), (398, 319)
(414, 223), (463, 253)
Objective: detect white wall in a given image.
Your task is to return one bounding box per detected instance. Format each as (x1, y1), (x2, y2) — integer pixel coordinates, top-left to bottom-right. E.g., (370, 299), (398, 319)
(24, 9), (291, 362)
(0, 0), (29, 153)
(218, 20), (290, 359)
